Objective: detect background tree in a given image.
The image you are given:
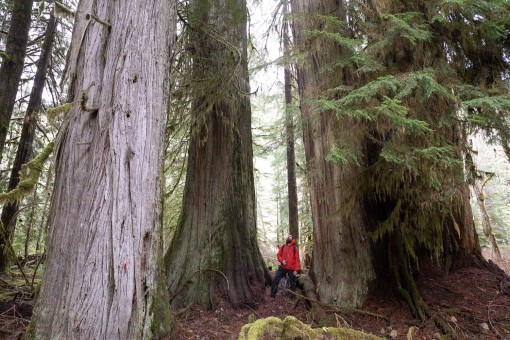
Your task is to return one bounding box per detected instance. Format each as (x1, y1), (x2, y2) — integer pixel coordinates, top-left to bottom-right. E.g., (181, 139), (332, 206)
(165, 0), (271, 309)
(0, 0), (33, 161)
(0, 1), (76, 279)
(31, 0), (175, 337)
(0, 13), (57, 273)
(473, 173), (501, 259)
(282, 0), (299, 241)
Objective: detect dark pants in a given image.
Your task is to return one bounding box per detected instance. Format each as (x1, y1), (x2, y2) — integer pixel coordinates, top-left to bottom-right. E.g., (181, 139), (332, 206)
(271, 266), (297, 296)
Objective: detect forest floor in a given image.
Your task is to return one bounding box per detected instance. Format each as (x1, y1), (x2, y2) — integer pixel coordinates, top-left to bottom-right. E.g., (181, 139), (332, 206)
(169, 248), (510, 339)
(0, 248), (508, 339)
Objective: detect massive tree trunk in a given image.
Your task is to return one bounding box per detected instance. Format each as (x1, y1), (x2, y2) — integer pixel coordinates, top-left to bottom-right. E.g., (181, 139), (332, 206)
(283, 0), (299, 242)
(290, 0), (374, 307)
(165, 0), (270, 309)
(0, 0), (33, 160)
(358, 0), (481, 323)
(0, 14), (57, 273)
(31, 1), (175, 338)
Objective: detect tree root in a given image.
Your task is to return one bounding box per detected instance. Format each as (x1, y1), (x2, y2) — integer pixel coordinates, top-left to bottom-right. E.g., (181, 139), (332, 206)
(391, 229), (454, 335)
(291, 274), (389, 329)
(474, 252), (510, 297)
(169, 268), (230, 302)
(288, 289), (389, 321)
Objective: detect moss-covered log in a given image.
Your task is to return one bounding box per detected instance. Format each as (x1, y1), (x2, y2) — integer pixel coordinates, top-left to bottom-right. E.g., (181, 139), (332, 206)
(239, 315), (381, 340)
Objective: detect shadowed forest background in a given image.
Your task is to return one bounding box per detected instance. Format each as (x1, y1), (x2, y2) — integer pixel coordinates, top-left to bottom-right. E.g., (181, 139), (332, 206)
(0, 0), (509, 339)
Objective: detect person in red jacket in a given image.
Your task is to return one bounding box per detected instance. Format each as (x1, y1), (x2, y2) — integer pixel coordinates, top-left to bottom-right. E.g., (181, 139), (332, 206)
(270, 234), (300, 297)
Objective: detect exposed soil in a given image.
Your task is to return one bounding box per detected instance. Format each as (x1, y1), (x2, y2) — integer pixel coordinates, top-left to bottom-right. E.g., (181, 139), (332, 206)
(1, 249), (509, 339)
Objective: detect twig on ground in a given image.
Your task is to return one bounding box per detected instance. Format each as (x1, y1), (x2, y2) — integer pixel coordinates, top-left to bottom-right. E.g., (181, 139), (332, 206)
(169, 268), (230, 302)
(0, 277), (15, 287)
(335, 313), (350, 328)
(487, 291), (505, 340)
(286, 289), (389, 322)
(239, 303), (261, 318)
(419, 310), (439, 328)
(174, 305), (193, 317)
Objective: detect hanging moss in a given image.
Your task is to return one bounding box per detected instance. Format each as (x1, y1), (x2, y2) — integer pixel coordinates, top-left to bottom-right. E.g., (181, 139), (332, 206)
(0, 142), (54, 205)
(45, 102), (72, 122)
(0, 51), (12, 62)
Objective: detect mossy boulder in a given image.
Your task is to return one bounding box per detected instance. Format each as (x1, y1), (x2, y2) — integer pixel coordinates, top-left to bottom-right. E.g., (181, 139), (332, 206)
(239, 315), (381, 339)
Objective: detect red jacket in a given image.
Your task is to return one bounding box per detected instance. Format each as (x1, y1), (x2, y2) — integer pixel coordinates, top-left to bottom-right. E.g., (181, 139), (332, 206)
(277, 239), (300, 271)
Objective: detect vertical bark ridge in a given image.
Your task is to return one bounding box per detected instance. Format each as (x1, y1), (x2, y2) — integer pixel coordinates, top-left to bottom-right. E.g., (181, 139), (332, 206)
(33, 1), (175, 338)
(290, 0), (374, 307)
(165, 0), (270, 309)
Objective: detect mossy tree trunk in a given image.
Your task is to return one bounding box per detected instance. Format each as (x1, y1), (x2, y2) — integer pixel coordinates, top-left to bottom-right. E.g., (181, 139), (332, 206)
(31, 1), (175, 338)
(360, 0), (481, 326)
(290, 0), (374, 307)
(0, 13), (57, 273)
(0, 0), (33, 162)
(165, 0), (270, 309)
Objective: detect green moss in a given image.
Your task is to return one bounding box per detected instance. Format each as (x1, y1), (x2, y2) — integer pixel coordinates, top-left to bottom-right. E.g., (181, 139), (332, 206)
(281, 316), (317, 338)
(23, 320), (35, 340)
(150, 301), (157, 333)
(238, 316), (382, 339)
(150, 265), (173, 337)
(0, 51), (12, 62)
(46, 102), (72, 121)
(312, 327), (381, 339)
(149, 239), (174, 337)
(0, 291), (16, 300)
(239, 316), (283, 340)
(149, 291), (173, 336)
(0, 141), (54, 205)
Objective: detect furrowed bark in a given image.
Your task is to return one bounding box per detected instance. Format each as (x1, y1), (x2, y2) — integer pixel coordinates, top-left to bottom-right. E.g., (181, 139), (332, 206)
(32, 1), (175, 338)
(165, 0), (270, 309)
(290, 0), (374, 307)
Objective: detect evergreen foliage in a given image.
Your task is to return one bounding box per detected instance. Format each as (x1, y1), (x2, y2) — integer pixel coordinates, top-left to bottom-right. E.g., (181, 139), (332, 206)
(289, 0), (508, 323)
(299, 0), (509, 259)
